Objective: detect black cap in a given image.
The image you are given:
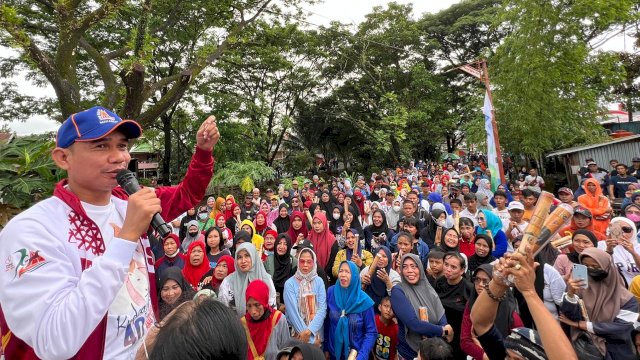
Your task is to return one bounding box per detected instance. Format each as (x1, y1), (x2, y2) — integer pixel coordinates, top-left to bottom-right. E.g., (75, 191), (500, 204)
(293, 239), (314, 250)
(633, 157), (640, 162)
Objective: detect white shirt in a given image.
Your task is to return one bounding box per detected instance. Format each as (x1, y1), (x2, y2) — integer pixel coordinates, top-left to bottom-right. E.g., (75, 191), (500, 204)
(492, 208), (510, 232)
(525, 175), (544, 193)
(459, 208), (480, 226)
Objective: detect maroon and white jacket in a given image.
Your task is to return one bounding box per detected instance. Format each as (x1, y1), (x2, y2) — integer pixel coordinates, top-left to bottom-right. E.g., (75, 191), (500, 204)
(0, 147), (213, 359)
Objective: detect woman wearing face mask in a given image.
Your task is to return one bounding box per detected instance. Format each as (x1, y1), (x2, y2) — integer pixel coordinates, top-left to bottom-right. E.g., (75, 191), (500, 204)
(181, 220), (204, 254)
(241, 280), (291, 360)
(197, 207), (216, 231)
(476, 209), (508, 258)
(560, 247), (638, 360)
(466, 233), (496, 274)
(323, 261), (376, 360)
(386, 200), (402, 230)
(364, 209), (394, 251)
(284, 248), (328, 345)
(157, 267), (195, 320)
(265, 233), (295, 297)
(178, 207), (198, 242)
(553, 229), (598, 280)
(219, 242), (277, 315)
(624, 203), (640, 241)
(155, 234), (186, 280)
(598, 217), (640, 285)
(197, 254), (235, 294)
(420, 209), (448, 250)
(182, 241), (211, 291)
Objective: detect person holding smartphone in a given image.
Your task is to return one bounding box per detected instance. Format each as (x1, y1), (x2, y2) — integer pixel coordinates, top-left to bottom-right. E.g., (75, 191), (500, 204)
(598, 217), (640, 285)
(560, 247), (638, 360)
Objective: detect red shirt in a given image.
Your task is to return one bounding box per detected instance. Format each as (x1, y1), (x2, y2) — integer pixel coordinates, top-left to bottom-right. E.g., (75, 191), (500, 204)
(374, 314), (398, 360)
(459, 237), (475, 258)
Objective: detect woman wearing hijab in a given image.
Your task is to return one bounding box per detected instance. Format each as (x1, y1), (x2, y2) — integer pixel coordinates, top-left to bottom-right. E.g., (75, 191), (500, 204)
(219, 242), (277, 315)
(436, 227), (461, 254)
(287, 210), (309, 244)
(554, 229), (598, 280)
(288, 344), (325, 360)
(240, 219), (265, 250)
(624, 203), (640, 241)
(476, 179), (494, 202)
(360, 246), (400, 309)
(460, 264), (523, 360)
(476, 209), (508, 258)
(261, 229), (278, 262)
(265, 233), (295, 296)
(598, 217), (640, 285)
(182, 241), (211, 291)
(578, 178), (612, 234)
(211, 197), (226, 219)
(323, 261), (376, 360)
(329, 205), (344, 235)
(560, 247), (638, 360)
(307, 212), (338, 271)
(253, 211), (270, 237)
(198, 254), (235, 294)
(364, 209), (394, 251)
(391, 254), (452, 360)
(466, 233), (496, 274)
(178, 207), (198, 242)
(332, 228), (374, 279)
(155, 234), (186, 279)
(241, 280), (291, 360)
(224, 195), (236, 220)
(476, 192), (494, 211)
(226, 203), (242, 235)
(420, 208), (448, 250)
(214, 213), (234, 249)
(433, 252), (472, 359)
(319, 191), (334, 215)
(273, 204), (291, 234)
(158, 267), (195, 320)
(284, 248), (328, 345)
(181, 220), (204, 253)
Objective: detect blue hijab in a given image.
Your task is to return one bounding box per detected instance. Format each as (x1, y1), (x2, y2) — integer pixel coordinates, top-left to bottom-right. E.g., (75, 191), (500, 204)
(365, 246), (392, 305)
(333, 261), (374, 359)
(476, 209), (503, 236)
(427, 192), (453, 215)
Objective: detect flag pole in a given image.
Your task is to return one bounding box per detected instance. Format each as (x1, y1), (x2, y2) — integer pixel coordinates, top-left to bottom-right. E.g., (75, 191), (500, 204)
(480, 60), (506, 185)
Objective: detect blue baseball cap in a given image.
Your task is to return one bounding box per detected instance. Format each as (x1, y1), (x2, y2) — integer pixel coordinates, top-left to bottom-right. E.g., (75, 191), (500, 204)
(56, 106), (142, 148)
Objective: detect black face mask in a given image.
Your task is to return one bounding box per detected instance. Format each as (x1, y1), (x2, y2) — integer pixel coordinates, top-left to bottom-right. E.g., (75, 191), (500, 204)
(588, 268), (608, 282)
(188, 232), (199, 237)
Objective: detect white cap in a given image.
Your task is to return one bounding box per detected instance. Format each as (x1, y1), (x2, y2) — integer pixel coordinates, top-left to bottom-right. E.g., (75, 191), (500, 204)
(508, 201), (524, 211)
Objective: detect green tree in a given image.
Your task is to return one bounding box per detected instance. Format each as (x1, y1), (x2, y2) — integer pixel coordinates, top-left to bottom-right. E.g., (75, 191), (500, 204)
(491, 0), (635, 161)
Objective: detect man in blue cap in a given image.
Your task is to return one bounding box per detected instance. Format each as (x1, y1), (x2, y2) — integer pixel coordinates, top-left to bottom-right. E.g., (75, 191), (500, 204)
(0, 106), (219, 359)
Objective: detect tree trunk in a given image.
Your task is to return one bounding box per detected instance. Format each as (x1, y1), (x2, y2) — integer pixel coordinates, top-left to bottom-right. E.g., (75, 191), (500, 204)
(161, 113), (172, 185)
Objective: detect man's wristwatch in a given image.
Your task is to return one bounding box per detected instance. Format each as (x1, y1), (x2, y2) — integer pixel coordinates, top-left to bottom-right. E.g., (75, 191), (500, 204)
(442, 328), (449, 337)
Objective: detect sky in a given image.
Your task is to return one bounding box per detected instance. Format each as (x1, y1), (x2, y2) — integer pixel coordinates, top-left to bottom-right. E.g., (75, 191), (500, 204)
(1, 0), (633, 135)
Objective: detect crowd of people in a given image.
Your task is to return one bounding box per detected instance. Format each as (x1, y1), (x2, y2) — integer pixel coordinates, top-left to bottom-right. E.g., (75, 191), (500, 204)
(3, 105), (640, 360)
(147, 156), (640, 360)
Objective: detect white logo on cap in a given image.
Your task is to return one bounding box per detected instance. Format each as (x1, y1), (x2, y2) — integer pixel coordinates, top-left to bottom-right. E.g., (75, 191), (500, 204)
(97, 109), (117, 124)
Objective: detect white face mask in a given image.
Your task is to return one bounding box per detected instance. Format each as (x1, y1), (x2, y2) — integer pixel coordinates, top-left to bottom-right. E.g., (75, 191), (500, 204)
(392, 206), (401, 212)
(435, 219), (446, 227)
(333, 213), (340, 220)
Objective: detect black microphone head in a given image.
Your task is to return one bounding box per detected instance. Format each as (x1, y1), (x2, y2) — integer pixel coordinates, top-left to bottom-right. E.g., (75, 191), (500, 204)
(116, 169), (135, 186)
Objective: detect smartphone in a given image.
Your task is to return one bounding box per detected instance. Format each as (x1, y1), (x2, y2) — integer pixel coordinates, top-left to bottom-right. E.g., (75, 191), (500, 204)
(572, 264), (589, 288)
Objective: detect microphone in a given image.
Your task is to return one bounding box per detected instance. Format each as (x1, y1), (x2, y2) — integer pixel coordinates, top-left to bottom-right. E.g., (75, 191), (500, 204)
(116, 169), (172, 239)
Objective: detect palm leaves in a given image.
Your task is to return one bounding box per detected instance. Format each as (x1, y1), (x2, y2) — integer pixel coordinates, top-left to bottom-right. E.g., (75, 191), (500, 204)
(0, 136), (64, 224)
(209, 161), (276, 194)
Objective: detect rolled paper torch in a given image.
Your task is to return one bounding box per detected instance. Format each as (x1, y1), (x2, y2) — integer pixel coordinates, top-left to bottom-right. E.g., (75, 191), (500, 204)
(368, 253), (382, 277)
(517, 191), (555, 254)
(532, 203), (574, 256)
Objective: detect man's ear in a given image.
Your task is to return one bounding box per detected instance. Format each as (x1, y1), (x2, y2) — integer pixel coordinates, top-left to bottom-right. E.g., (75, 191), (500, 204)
(51, 147), (71, 171)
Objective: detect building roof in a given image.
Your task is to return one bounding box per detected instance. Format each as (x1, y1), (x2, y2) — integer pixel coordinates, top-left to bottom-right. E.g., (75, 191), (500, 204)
(0, 132), (15, 145)
(546, 134), (640, 157)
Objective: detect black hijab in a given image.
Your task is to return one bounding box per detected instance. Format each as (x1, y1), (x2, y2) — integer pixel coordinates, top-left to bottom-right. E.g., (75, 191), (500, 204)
(467, 234), (496, 274)
(158, 267), (195, 319)
(273, 203), (291, 234)
(273, 234), (293, 292)
(567, 229), (598, 264)
(468, 264), (516, 337)
(319, 190), (334, 215)
(231, 230), (252, 257)
(437, 228), (460, 253)
(329, 205), (344, 234)
(369, 209), (389, 235)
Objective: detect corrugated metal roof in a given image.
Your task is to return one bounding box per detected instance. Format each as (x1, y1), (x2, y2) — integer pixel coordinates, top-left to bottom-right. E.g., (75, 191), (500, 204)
(546, 135), (640, 157)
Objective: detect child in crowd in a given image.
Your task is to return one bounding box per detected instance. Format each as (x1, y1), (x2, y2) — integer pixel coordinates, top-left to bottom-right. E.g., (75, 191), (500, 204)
(374, 297), (398, 360)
